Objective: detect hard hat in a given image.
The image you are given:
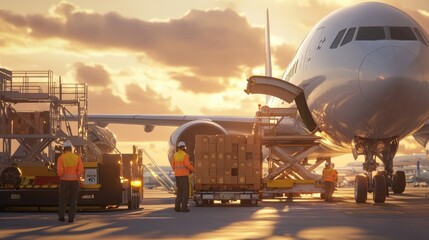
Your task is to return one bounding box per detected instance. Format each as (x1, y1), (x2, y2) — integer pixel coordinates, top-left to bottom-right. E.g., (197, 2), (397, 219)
(177, 141), (186, 148)
(325, 161), (330, 166)
(63, 140), (73, 147)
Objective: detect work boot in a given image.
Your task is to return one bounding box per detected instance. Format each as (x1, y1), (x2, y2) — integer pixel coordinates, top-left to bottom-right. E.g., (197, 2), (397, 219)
(174, 208), (181, 212)
(58, 217), (65, 222)
(181, 209), (190, 212)
(68, 219), (74, 223)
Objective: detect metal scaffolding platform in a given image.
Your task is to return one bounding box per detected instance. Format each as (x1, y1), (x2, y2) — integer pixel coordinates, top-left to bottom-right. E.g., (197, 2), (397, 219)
(0, 68), (88, 165)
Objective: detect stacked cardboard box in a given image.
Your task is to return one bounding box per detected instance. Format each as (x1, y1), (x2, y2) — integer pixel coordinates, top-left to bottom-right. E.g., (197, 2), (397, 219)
(194, 134), (261, 190)
(12, 111), (50, 134)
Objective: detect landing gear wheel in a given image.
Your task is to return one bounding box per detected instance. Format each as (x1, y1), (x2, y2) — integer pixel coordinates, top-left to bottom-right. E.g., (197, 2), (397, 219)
(392, 171), (406, 194)
(354, 175), (368, 203)
(373, 175), (386, 203)
(240, 199), (251, 206)
(320, 192), (326, 199)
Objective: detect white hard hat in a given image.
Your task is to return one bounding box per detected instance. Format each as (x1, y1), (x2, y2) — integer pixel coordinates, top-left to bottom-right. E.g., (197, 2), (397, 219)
(63, 140), (73, 147)
(325, 161), (330, 166)
(177, 141), (186, 148)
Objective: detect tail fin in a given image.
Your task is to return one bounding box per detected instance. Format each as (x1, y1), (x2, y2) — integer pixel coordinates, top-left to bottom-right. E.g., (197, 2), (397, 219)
(265, 9), (272, 104)
(265, 8), (272, 77)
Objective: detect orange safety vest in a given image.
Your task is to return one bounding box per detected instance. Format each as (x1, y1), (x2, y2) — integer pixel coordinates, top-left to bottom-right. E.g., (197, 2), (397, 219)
(322, 167), (337, 182)
(57, 151), (84, 181)
(172, 149), (194, 177)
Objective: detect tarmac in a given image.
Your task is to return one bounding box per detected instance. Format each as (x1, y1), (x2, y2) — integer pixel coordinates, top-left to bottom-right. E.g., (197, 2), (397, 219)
(1, 187), (429, 240)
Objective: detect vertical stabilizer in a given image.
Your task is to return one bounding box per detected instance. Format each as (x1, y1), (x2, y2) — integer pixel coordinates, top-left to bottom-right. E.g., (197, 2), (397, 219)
(265, 9), (272, 77)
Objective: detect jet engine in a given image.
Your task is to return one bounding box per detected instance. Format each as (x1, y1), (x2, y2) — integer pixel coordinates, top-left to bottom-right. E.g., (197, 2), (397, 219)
(168, 120), (228, 164)
(87, 124), (118, 154)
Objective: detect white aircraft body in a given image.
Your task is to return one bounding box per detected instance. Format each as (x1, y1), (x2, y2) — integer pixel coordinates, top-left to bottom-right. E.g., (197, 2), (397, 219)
(87, 2), (429, 203)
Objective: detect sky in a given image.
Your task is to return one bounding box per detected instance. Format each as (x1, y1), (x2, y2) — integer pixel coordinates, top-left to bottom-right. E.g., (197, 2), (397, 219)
(1, 0), (428, 166)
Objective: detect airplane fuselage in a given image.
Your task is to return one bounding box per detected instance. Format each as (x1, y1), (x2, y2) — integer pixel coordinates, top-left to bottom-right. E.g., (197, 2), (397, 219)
(271, 2), (429, 153)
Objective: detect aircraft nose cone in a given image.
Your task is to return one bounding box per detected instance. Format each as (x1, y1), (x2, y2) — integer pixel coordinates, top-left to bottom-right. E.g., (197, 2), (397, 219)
(358, 46), (423, 110)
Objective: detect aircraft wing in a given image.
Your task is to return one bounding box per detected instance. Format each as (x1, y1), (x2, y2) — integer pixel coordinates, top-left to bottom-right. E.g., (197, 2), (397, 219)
(86, 114), (257, 133)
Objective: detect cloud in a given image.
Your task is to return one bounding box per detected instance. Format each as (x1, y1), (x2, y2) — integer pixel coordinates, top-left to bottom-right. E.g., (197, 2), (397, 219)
(398, 135), (425, 155)
(272, 43), (296, 71)
(125, 83), (181, 114)
(0, 2), (265, 78)
(74, 62), (111, 86)
(171, 73), (225, 93)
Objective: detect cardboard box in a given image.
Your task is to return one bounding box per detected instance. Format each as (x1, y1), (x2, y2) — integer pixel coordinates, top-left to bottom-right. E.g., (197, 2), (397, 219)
(224, 158), (232, 168)
(246, 176), (260, 184)
(253, 160), (261, 170)
(238, 144), (246, 152)
(217, 142), (225, 152)
(217, 176), (225, 184)
(225, 153), (232, 161)
(202, 175), (211, 184)
(246, 167), (253, 176)
(246, 160), (253, 168)
(195, 166), (209, 178)
(209, 168), (217, 177)
(209, 144), (217, 152)
(232, 144), (238, 153)
(224, 168), (231, 176)
(231, 176), (238, 184)
(238, 176), (246, 184)
(239, 161), (246, 168)
(247, 135), (255, 144)
(231, 160), (238, 168)
(209, 160), (217, 169)
(224, 136), (232, 152)
(195, 144), (209, 152)
(209, 135), (218, 144)
(195, 176), (203, 184)
(238, 151), (245, 161)
(210, 176), (217, 184)
(238, 168), (246, 177)
(217, 159), (225, 168)
(231, 135), (239, 144)
(231, 168), (238, 177)
(210, 152), (217, 161)
(217, 135), (225, 143)
(217, 152), (224, 160)
(195, 135), (209, 143)
(224, 176), (231, 184)
(195, 152), (209, 162)
(253, 169), (261, 177)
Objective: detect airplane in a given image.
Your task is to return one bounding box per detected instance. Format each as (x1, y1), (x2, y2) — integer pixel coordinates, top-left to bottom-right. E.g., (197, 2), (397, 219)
(86, 2), (429, 204)
(407, 161), (429, 186)
(393, 154), (429, 167)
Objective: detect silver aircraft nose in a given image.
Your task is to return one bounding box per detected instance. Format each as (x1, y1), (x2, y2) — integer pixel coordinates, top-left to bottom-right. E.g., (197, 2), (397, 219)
(358, 46), (423, 110)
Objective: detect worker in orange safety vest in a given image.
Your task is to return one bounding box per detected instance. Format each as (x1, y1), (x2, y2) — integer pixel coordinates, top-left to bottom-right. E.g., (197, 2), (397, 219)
(57, 140), (84, 223)
(322, 162), (337, 202)
(171, 141), (195, 212)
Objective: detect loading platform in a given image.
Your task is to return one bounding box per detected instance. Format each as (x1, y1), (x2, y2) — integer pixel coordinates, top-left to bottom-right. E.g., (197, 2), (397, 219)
(245, 76), (325, 198)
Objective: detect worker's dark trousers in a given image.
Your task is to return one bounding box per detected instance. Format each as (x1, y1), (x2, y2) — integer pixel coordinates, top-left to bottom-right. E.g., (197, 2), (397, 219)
(58, 180), (79, 220)
(175, 176), (189, 211)
(324, 181), (335, 201)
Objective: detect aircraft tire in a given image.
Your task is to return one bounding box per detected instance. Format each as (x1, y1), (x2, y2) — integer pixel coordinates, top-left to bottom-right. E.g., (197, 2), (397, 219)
(354, 175), (368, 203)
(392, 171), (406, 194)
(373, 175), (386, 203)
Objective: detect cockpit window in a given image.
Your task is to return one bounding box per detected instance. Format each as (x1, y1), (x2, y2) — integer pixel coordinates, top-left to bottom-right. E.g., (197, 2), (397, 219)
(330, 28), (346, 49)
(413, 27), (428, 46)
(340, 27), (356, 46)
(356, 27), (385, 40)
(390, 27), (417, 40)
